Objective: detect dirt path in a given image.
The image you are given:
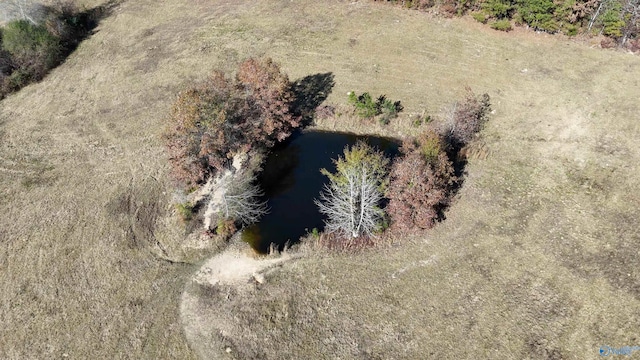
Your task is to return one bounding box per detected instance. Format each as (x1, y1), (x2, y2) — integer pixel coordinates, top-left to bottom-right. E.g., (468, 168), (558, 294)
(192, 248), (291, 288)
(179, 242), (296, 359)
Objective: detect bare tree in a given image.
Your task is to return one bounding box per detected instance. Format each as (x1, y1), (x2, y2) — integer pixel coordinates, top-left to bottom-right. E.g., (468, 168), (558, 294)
(588, 0), (607, 31)
(220, 174), (269, 225)
(315, 142), (389, 239)
(438, 90), (491, 149)
(621, 0), (640, 45)
(18, 0), (38, 25)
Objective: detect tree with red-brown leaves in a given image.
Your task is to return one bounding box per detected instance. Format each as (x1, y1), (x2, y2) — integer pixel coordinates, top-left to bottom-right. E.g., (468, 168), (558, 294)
(164, 58), (301, 188)
(388, 90), (491, 232)
(386, 130), (456, 231)
(236, 58), (301, 146)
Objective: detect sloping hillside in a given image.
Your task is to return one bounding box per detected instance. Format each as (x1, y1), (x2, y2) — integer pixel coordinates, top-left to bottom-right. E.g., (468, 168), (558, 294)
(1, 0), (638, 358)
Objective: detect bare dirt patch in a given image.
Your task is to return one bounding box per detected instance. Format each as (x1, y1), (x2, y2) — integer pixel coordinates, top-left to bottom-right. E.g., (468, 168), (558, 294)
(180, 240), (296, 359)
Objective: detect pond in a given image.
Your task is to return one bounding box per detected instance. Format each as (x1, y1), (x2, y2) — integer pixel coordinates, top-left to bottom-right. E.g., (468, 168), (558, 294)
(242, 130), (400, 253)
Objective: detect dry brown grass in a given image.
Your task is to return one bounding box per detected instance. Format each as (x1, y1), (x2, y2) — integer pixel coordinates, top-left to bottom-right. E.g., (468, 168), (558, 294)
(1, 0), (639, 359)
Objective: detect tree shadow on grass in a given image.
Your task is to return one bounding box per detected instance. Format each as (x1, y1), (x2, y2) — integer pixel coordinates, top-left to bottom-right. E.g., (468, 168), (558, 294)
(290, 72), (335, 126)
(43, 0), (121, 57)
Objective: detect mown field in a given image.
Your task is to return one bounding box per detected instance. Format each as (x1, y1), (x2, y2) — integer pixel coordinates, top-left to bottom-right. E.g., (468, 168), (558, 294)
(1, 0), (639, 359)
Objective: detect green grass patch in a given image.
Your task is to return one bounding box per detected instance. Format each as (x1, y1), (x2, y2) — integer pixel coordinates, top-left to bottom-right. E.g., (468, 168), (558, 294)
(490, 19), (513, 31)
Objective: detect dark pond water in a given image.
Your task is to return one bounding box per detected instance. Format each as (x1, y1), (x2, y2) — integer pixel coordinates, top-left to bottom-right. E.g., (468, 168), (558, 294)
(242, 130), (400, 253)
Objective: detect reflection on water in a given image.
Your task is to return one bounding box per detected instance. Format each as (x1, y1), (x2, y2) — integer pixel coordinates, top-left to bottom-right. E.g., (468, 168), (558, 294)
(259, 144), (300, 197)
(241, 224), (262, 250)
(242, 130), (399, 253)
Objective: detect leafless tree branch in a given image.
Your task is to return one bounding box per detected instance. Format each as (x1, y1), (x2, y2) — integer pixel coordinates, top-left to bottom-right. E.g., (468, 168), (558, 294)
(220, 174), (269, 225)
(315, 143), (388, 239)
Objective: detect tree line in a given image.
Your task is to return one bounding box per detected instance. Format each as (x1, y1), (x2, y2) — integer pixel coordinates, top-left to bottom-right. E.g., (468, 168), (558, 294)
(379, 0), (639, 49)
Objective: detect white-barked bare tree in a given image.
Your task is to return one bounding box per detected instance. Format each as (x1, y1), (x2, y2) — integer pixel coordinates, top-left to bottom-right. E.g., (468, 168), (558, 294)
(315, 141), (389, 239)
(220, 173), (269, 225)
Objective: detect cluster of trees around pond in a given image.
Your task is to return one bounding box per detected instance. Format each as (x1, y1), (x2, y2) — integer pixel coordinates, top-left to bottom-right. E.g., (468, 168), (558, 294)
(379, 0), (639, 49)
(165, 58), (491, 247)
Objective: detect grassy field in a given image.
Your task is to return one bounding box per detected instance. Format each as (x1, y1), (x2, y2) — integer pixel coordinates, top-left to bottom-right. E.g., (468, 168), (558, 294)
(1, 0), (639, 359)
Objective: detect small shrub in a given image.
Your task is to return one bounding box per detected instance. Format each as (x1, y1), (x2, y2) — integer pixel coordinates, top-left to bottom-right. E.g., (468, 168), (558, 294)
(563, 24), (578, 36)
(1, 20), (62, 76)
(215, 218), (237, 238)
(412, 113), (432, 128)
(378, 215), (391, 232)
(378, 95), (403, 124)
(406, 0), (436, 10)
(482, 0), (513, 18)
(412, 115), (423, 127)
(490, 19), (513, 31)
(348, 91), (379, 118)
(601, 8), (625, 38)
(516, 0), (562, 33)
(600, 37), (617, 49)
(513, 13), (525, 26)
(348, 91), (403, 123)
(4, 68), (33, 92)
(378, 0), (434, 10)
(472, 12), (488, 23)
(440, 4), (458, 17)
(314, 104), (335, 120)
(176, 202), (195, 222)
(417, 130), (444, 164)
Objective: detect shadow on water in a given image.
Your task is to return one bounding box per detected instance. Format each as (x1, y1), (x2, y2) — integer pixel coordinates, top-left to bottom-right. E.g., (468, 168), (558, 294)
(243, 130), (400, 253)
(259, 143), (301, 197)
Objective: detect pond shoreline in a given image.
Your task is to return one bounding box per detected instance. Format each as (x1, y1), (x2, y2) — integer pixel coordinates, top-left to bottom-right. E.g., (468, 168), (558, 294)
(243, 129), (401, 253)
